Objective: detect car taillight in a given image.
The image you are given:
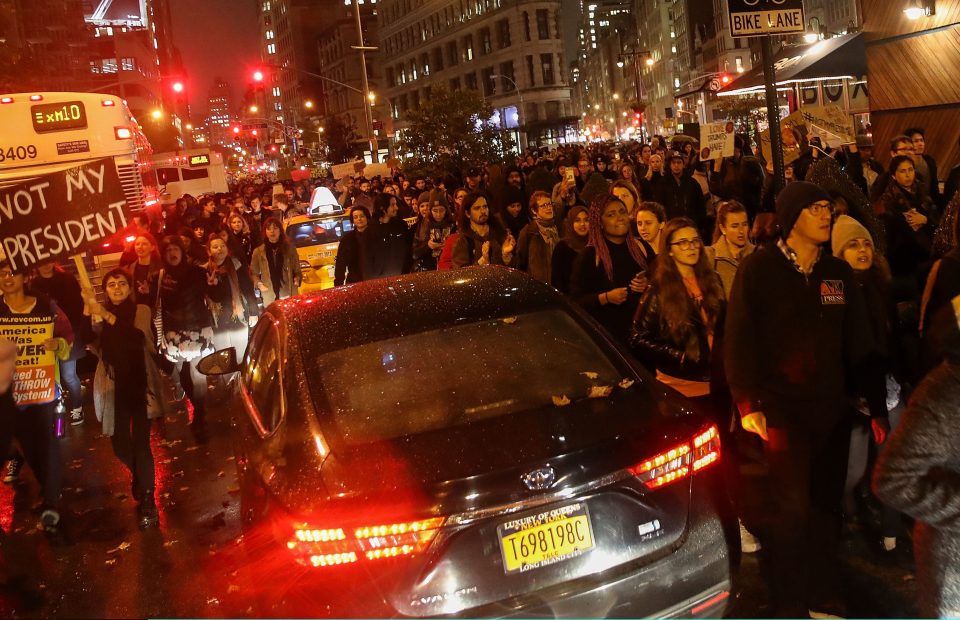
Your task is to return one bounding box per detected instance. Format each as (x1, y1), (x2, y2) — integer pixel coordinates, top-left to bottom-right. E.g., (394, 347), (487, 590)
(115, 126), (132, 139)
(288, 517), (445, 568)
(629, 424), (720, 489)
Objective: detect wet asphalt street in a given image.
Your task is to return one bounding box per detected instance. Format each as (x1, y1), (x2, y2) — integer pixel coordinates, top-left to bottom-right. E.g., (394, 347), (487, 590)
(0, 380), (920, 619)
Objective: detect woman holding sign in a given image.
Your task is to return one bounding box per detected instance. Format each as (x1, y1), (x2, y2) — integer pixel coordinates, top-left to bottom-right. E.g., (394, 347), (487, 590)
(0, 258), (73, 535)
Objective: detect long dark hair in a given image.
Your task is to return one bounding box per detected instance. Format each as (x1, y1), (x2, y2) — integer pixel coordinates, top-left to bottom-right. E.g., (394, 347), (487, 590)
(587, 195), (649, 281)
(652, 217), (725, 358)
(262, 216), (288, 248)
(459, 192), (496, 231)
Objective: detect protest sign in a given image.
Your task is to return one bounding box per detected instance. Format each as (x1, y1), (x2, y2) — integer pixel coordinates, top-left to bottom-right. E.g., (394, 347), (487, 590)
(0, 157), (128, 275)
(797, 105), (855, 148)
(759, 110), (809, 167)
(699, 122), (736, 161)
(0, 316), (56, 406)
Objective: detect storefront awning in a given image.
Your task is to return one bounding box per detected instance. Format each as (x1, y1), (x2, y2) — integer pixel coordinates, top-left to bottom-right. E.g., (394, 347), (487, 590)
(718, 33), (866, 97)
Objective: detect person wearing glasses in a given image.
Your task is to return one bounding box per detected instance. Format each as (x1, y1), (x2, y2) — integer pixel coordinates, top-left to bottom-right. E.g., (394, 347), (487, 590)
(724, 182), (886, 617)
(630, 215), (760, 555)
(515, 191), (559, 284)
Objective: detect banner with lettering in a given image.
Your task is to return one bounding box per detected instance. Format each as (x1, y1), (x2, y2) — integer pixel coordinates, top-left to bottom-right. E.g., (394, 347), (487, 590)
(797, 105), (856, 148)
(0, 157), (129, 275)
(759, 111), (809, 167)
(0, 317), (56, 406)
(699, 122), (736, 161)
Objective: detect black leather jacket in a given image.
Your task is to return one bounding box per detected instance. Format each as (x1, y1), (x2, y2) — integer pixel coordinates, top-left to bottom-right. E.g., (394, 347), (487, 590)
(629, 282), (724, 382)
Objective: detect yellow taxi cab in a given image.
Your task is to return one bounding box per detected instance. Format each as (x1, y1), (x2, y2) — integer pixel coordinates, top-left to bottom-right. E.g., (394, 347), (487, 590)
(283, 187), (353, 293)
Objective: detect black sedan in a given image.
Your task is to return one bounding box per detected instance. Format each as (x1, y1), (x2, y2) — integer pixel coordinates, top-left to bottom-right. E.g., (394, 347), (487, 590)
(199, 267), (732, 617)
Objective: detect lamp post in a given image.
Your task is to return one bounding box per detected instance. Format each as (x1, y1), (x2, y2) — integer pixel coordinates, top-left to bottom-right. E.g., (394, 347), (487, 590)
(491, 73), (525, 149)
(617, 47), (654, 104)
(352, 0), (379, 163)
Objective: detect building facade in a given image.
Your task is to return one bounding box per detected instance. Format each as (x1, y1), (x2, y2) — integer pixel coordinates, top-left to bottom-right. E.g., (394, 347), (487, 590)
(378, 0), (575, 145)
(315, 0), (388, 157)
(206, 77), (235, 148)
(256, 0), (327, 136)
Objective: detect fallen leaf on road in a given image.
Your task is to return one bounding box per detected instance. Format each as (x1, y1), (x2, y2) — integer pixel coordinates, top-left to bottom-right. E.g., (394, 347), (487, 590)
(580, 371), (598, 379)
(225, 456), (235, 461)
(206, 597), (220, 605)
(501, 316), (517, 324)
(185, 446), (199, 452)
(105, 558), (117, 566)
(551, 395), (571, 407)
(618, 378), (635, 389)
(217, 471), (226, 478)
(588, 385), (613, 398)
(163, 540), (179, 547)
(107, 541), (131, 555)
(179, 486), (189, 492)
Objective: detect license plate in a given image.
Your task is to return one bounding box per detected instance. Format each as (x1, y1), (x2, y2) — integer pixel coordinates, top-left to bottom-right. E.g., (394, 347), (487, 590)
(498, 502), (595, 574)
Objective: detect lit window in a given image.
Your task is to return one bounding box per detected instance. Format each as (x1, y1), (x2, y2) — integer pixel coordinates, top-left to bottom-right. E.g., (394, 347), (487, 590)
(267, 43), (276, 54)
(266, 30), (274, 39)
(674, 77), (680, 88)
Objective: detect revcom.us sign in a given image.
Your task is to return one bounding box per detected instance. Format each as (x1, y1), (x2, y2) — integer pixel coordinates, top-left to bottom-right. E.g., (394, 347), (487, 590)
(729, 0), (806, 37)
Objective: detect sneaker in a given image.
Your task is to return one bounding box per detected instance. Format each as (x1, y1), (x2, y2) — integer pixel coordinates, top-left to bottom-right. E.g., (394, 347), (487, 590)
(3, 457), (23, 484)
(40, 508), (60, 534)
(739, 520), (761, 553)
(69, 407), (83, 426)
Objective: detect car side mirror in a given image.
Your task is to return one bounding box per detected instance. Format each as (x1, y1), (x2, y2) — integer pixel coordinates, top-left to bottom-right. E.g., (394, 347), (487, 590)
(197, 348), (240, 376)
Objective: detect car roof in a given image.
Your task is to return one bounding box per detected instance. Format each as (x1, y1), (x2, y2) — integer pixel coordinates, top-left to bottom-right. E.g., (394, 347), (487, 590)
(271, 267), (567, 356)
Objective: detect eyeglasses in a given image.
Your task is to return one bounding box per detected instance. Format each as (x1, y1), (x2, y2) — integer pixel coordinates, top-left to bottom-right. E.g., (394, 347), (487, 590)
(536, 201), (552, 209)
(806, 202), (835, 216)
(670, 238), (702, 250)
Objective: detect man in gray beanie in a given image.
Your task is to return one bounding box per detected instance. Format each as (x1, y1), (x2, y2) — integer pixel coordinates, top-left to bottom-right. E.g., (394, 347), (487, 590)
(725, 182), (885, 616)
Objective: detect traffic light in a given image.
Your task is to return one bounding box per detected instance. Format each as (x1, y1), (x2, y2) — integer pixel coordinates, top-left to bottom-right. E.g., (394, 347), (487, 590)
(171, 81), (185, 93)
(232, 125), (241, 134)
(252, 69), (265, 82)
(720, 74), (732, 85)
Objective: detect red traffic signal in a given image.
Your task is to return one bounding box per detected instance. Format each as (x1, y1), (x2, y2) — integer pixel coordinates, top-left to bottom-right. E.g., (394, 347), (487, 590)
(720, 74), (731, 85)
(171, 81), (185, 93)
(232, 125), (241, 134)
(251, 129), (258, 136)
(252, 70), (265, 82)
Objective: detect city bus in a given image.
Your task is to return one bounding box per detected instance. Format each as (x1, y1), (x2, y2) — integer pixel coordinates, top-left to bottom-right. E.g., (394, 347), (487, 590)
(0, 91), (159, 287)
(152, 148), (228, 202)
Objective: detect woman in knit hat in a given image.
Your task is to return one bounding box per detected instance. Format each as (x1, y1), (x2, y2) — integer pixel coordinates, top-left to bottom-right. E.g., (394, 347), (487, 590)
(832, 214), (905, 561)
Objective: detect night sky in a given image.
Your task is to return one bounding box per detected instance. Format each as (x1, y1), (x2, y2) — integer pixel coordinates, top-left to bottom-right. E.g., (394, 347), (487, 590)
(168, 0), (259, 115)
(168, 0), (580, 117)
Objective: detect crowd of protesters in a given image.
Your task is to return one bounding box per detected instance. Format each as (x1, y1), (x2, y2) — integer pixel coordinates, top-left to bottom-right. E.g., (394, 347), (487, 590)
(1, 127), (960, 616)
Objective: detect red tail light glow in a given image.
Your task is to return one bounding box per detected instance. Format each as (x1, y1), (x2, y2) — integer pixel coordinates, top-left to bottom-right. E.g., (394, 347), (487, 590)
(288, 517), (445, 568)
(629, 424), (720, 489)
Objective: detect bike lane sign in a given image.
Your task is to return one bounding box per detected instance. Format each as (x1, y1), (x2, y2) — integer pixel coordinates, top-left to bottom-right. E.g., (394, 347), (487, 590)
(729, 0), (805, 37)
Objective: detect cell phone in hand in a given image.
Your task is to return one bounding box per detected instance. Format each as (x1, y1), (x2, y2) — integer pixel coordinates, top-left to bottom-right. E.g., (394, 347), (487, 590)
(564, 169), (575, 184)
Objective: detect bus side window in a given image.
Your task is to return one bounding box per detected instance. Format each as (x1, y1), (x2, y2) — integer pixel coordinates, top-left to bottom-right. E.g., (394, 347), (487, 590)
(181, 168), (210, 181)
(157, 167), (181, 184)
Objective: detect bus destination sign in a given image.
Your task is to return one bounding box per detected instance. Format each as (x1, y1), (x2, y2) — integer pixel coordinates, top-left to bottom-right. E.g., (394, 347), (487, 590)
(31, 101), (88, 134)
(189, 154), (210, 166)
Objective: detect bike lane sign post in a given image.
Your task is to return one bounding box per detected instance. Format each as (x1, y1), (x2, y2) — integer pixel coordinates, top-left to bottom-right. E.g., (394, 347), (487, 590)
(727, 0), (806, 195)
(728, 0), (805, 37)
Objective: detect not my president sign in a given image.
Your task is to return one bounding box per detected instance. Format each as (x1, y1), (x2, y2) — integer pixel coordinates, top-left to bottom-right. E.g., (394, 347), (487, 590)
(0, 157), (129, 274)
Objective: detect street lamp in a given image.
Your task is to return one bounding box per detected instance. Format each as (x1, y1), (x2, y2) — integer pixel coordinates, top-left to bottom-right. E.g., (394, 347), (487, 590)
(151, 109), (162, 120)
(617, 47), (654, 103)
(249, 105), (259, 113)
(304, 100), (314, 110)
(490, 73), (526, 148)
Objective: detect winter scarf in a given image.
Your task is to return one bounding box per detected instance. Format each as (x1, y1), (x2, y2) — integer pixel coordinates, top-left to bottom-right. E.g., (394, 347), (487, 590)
(264, 239), (286, 299)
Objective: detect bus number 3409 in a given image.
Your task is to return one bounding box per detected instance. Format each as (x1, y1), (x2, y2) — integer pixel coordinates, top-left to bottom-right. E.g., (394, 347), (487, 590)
(0, 145), (38, 162)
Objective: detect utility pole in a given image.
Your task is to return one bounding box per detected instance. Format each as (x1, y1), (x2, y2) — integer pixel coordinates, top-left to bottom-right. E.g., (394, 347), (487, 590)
(352, 0), (378, 164)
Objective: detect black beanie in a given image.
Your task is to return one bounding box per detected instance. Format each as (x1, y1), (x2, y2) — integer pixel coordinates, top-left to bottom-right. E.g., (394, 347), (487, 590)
(775, 181), (832, 238)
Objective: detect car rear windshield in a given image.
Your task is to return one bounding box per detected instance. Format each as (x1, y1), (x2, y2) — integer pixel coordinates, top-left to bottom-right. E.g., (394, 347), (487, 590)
(309, 309), (631, 446)
(286, 216), (352, 248)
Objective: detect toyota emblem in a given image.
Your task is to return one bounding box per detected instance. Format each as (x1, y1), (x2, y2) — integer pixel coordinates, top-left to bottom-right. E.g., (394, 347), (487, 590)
(521, 466), (557, 491)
